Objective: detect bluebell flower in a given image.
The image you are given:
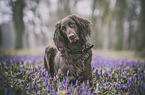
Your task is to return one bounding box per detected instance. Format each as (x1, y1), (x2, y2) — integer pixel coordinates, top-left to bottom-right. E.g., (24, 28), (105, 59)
(120, 84), (121, 90)
(56, 73), (59, 79)
(71, 82), (73, 90)
(52, 86), (57, 95)
(32, 82), (35, 89)
(46, 71), (49, 78)
(130, 77), (133, 82)
(63, 77), (65, 86)
(4, 87), (8, 95)
(61, 81), (64, 90)
(135, 83), (138, 94)
(109, 67), (112, 74)
(115, 84), (118, 90)
(38, 74), (41, 79)
(34, 78), (37, 83)
(87, 80), (89, 86)
(67, 70), (69, 76)
(87, 88), (91, 95)
(39, 83), (41, 89)
(100, 69), (102, 75)
(32, 67), (34, 73)
(76, 86), (80, 95)
(126, 70), (128, 75)
(13, 84), (15, 90)
(117, 76), (120, 81)
(44, 80), (48, 86)
(112, 74), (114, 79)
(68, 86), (72, 94)
(28, 83), (31, 92)
(76, 80), (78, 86)
(127, 79), (129, 84)
(129, 72), (132, 76)
(48, 85), (51, 93)
(81, 81), (86, 94)
(125, 83), (128, 89)
(67, 80), (70, 85)
(10, 64), (12, 70)
(97, 83), (99, 91)
(58, 79), (60, 88)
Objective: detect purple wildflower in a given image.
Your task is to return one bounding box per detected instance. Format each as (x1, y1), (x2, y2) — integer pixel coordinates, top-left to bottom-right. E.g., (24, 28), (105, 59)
(48, 85), (51, 93)
(125, 83), (128, 89)
(97, 83), (99, 91)
(81, 81), (86, 95)
(34, 78), (37, 83)
(135, 83), (138, 94)
(100, 69), (102, 75)
(56, 73), (59, 79)
(68, 86), (72, 94)
(13, 84), (15, 90)
(35, 84), (38, 92)
(28, 83), (31, 92)
(76, 80), (78, 86)
(39, 83), (41, 89)
(58, 79), (60, 88)
(52, 86), (57, 95)
(87, 80), (89, 86)
(10, 64), (12, 70)
(120, 84), (121, 90)
(126, 70), (128, 75)
(63, 77), (65, 86)
(67, 70), (69, 76)
(112, 74), (114, 79)
(87, 89), (91, 95)
(61, 81), (64, 90)
(32, 82), (35, 89)
(76, 86), (80, 95)
(4, 87), (8, 95)
(117, 76), (120, 81)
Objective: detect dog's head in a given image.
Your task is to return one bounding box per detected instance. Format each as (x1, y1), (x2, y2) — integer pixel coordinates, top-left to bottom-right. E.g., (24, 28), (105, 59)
(53, 14), (91, 51)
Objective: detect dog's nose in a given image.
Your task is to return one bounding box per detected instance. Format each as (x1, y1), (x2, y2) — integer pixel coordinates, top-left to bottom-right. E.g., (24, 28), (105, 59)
(69, 33), (75, 39)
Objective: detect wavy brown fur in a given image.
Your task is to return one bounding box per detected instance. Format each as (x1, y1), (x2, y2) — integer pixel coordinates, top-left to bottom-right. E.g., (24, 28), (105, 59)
(44, 14), (93, 83)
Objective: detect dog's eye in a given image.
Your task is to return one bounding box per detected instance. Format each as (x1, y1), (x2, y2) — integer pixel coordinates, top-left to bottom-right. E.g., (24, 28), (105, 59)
(61, 26), (66, 31)
(69, 22), (75, 27)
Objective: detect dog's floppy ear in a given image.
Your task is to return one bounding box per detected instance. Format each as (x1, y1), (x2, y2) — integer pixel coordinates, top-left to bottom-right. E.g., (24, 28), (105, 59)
(53, 21), (66, 53)
(70, 14), (91, 42)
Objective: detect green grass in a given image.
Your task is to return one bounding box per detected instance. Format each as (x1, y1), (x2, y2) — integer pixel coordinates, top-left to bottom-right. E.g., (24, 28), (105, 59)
(0, 48), (45, 56)
(93, 50), (145, 62)
(0, 48), (144, 61)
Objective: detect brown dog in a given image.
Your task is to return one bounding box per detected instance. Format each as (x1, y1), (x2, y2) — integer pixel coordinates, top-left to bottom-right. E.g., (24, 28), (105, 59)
(44, 14), (93, 83)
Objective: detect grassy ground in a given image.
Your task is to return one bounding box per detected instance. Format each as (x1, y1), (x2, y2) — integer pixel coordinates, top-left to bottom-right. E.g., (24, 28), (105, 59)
(0, 48), (45, 56)
(0, 49), (145, 94)
(93, 50), (145, 62)
(0, 48), (144, 61)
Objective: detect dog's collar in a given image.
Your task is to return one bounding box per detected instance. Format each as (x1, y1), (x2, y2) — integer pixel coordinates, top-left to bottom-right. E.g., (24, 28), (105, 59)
(68, 43), (94, 54)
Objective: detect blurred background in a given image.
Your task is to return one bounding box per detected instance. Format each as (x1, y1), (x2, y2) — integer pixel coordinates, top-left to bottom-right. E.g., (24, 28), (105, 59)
(0, 0), (145, 59)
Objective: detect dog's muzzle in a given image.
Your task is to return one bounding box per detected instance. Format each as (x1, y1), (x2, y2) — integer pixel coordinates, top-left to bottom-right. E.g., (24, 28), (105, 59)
(68, 33), (79, 43)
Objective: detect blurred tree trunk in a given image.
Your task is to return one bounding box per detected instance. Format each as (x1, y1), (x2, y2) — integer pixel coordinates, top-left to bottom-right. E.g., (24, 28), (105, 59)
(113, 0), (126, 50)
(128, 23), (133, 49)
(91, 0), (99, 48)
(0, 26), (2, 47)
(137, 0), (145, 51)
(127, 2), (137, 50)
(57, 0), (71, 19)
(0, 25), (2, 47)
(107, 21), (112, 49)
(12, 0), (25, 49)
